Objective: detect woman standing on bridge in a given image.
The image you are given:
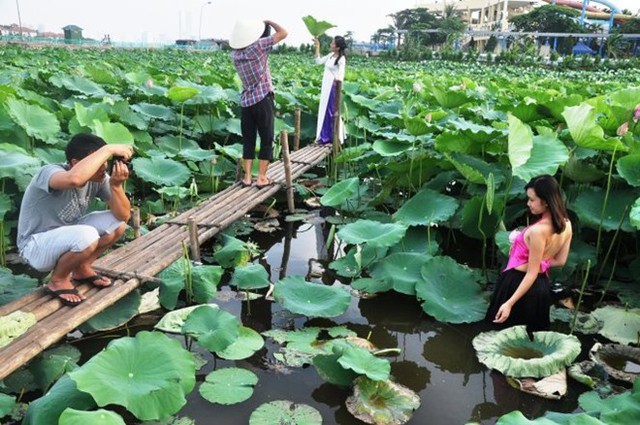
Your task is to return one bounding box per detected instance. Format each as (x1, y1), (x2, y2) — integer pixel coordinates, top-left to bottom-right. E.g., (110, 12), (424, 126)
(313, 35), (347, 145)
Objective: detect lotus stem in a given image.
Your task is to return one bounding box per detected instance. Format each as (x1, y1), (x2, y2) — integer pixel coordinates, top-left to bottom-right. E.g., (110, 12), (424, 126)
(178, 103), (185, 149)
(596, 145), (617, 258)
(597, 256), (617, 307)
(245, 290), (251, 315)
(478, 197), (488, 281)
(596, 205), (628, 285)
(326, 224), (336, 253)
(181, 242), (194, 304)
(571, 259), (591, 334)
(373, 348), (401, 356)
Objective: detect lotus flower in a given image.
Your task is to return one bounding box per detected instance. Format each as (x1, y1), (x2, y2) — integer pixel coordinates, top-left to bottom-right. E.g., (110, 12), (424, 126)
(425, 112), (432, 123)
(145, 79), (154, 89)
(460, 81), (467, 90)
(617, 121), (629, 136)
(413, 82), (422, 93)
(634, 104), (640, 122)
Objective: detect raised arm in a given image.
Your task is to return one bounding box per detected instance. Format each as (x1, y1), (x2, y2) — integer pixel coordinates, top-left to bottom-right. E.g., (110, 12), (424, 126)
(264, 20), (287, 44)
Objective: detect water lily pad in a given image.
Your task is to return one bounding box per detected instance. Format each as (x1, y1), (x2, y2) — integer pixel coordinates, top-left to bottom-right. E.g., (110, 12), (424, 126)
(59, 408), (126, 425)
(154, 304), (219, 333)
(80, 290), (141, 333)
(473, 326), (581, 378)
(416, 256), (487, 323)
(589, 342), (640, 384)
(312, 352), (359, 387)
(592, 306), (640, 345)
(345, 376), (420, 425)
(182, 306), (240, 352)
(337, 220), (407, 248)
(29, 345), (81, 392)
(337, 344), (390, 381)
(249, 400), (322, 425)
(23, 375), (96, 425)
(0, 310), (36, 348)
(273, 276), (351, 318)
(0, 267), (39, 305)
(199, 368), (258, 405)
(351, 277), (393, 294)
(0, 393), (16, 418)
(370, 252), (431, 296)
(69, 331), (195, 421)
(217, 326), (265, 360)
(393, 188), (458, 227)
(157, 260), (222, 310)
(230, 264), (270, 290)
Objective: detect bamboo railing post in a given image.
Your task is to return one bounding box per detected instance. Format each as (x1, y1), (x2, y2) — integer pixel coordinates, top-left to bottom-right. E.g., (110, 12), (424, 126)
(281, 130), (295, 214)
(294, 108), (301, 151)
(187, 217), (201, 262)
(332, 80), (343, 153)
(132, 206), (141, 239)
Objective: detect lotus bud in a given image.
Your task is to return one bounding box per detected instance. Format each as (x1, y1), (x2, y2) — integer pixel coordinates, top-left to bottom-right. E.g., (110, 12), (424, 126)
(413, 82), (422, 93)
(634, 104), (640, 123)
(460, 81), (467, 90)
(145, 79), (154, 89)
(425, 112), (432, 123)
(617, 122), (629, 137)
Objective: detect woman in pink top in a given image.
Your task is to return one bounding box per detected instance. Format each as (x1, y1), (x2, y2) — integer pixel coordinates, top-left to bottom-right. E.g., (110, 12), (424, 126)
(485, 175), (572, 337)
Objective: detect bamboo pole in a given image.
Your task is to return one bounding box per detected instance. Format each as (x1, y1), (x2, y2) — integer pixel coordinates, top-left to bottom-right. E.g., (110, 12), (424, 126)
(294, 108), (301, 151)
(132, 206), (141, 239)
(281, 130), (295, 214)
(188, 217), (201, 262)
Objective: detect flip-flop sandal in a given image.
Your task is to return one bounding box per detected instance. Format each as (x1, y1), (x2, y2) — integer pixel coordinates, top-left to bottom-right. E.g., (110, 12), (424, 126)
(73, 274), (113, 288)
(239, 180), (253, 188)
(256, 177), (274, 189)
(45, 287), (83, 307)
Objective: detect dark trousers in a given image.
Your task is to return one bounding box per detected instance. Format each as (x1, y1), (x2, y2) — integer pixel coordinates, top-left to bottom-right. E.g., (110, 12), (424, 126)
(241, 93), (274, 161)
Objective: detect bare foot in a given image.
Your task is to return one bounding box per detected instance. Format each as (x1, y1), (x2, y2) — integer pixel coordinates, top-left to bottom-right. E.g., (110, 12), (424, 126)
(559, 297), (575, 310)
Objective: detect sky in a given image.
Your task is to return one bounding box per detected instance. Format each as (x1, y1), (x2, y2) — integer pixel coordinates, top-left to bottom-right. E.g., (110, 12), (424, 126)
(1, 0), (638, 46)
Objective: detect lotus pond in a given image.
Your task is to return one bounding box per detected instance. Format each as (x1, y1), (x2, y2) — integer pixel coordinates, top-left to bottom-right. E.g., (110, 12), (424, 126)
(1, 46), (640, 424)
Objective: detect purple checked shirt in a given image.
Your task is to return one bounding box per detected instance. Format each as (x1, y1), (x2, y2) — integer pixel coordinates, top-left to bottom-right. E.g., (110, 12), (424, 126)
(231, 35), (274, 107)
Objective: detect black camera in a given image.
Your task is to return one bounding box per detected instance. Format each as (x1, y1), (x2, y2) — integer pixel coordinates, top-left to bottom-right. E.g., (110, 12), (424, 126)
(109, 156), (133, 174)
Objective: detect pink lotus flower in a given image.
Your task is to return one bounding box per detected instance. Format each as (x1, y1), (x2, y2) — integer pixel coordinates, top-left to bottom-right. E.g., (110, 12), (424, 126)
(413, 82), (422, 93)
(426, 112), (432, 123)
(145, 79), (154, 89)
(634, 104), (640, 123)
(617, 121), (629, 136)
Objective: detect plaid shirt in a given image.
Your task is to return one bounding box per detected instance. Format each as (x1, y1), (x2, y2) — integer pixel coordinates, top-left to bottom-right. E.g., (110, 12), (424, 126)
(231, 36), (274, 107)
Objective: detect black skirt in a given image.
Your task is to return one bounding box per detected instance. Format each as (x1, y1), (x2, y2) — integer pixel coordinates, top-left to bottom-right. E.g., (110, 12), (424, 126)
(485, 268), (551, 335)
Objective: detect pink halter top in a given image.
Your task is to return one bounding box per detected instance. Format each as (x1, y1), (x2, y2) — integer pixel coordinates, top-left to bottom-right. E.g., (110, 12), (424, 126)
(504, 223), (551, 274)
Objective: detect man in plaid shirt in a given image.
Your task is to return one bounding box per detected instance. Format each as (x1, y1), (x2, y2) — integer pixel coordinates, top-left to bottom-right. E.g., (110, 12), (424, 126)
(230, 19), (288, 188)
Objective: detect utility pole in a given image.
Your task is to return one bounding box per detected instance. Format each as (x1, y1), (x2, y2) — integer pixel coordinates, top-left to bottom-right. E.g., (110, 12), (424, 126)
(198, 1), (212, 42)
(16, 0), (23, 40)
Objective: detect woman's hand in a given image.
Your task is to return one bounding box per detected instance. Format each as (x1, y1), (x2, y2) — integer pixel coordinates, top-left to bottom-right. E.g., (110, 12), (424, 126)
(494, 302), (512, 323)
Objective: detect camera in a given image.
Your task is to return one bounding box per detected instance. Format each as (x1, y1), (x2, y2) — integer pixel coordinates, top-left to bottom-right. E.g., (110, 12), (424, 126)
(109, 156), (133, 174)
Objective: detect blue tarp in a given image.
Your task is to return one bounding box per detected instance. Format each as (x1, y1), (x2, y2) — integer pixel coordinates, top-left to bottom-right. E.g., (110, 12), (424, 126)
(573, 40), (595, 55)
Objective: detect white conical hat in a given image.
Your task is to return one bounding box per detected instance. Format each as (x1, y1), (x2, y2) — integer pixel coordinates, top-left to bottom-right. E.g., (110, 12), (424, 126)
(229, 19), (265, 49)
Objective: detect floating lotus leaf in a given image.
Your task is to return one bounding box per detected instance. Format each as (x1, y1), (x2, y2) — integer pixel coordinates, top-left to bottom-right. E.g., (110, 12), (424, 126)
(346, 376), (420, 425)
(0, 393), (15, 418)
(337, 343), (390, 381)
(568, 360), (604, 389)
(157, 259), (222, 309)
(370, 252), (431, 296)
(337, 220), (407, 248)
(80, 290), (141, 333)
(577, 378), (640, 424)
(592, 306), (640, 345)
(230, 264), (270, 290)
(393, 188), (458, 227)
(351, 277), (393, 294)
(217, 326), (265, 360)
(550, 307), (602, 335)
(562, 104), (626, 152)
(213, 235), (252, 268)
(154, 304), (219, 333)
(182, 306), (240, 352)
(249, 400), (322, 425)
(131, 157), (191, 187)
(496, 410), (587, 424)
(615, 154), (640, 187)
(302, 15), (336, 37)
(69, 331), (196, 421)
(513, 135), (569, 183)
(589, 342), (640, 384)
(330, 244), (388, 278)
(472, 326), (581, 378)
(416, 256), (487, 324)
(320, 177), (359, 207)
(5, 98), (60, 144)
(59, 408), (126, 425)
(29, 345), (81, 392)
(313, 352), (359, 386)
(274, 276), (351, 318)
(0, 310), (36, 348)
(23, 374), (97, 425)
(199, 367), (258, 405)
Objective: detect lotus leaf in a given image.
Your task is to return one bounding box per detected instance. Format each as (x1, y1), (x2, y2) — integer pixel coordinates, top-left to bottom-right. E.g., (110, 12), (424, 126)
(446, 152), (503, 185)
(199, 367), (258, 405)
(508, 113), (533, 169)
(230, 264), (270, 290)
(154, 304), (219, 333)
(0, 146), (41, 188)
(337, 220), (407, 248)
(495, 411), (572, 424)
(434, 131), (474, 154)
(592, 306), (640, 345)
(460, 196), (502, 239)
(346, 376), (420, 425)
(577, 378), (640, 424)
(157, 259), (222, 309)
(329, 244), (388, 278)
(23, 375), (97, 425)
(449, 118), (504, 143)
(562, 104), (626, 152)
(69, 331), (196, 421)
(313, 352), (359, 386)
(167, 86), (199, 103)
(0, 393), (15, 418)
(337, 344), (390, 381)
(273, 276), (351, 318)
(132, 157), (191, 187)
(631, 198), (640, 231)
(131, 102), (177, 121)
(217, 326), (265, 360)
(550, 307), (602, 335)
(80, 290), (141, 333)
(512, 135), (569, 183)
(213, 234), (252, 268)
(302, 15), (336, 37)
(6, 98), (60, 144)
(393, 188), (458, 227)
(262, 327), (322, 345)
(370, 252), (431, 296)
(372, 139), (412, 157)
(589, 342), (640, 384)
(182, 306), (240, 352)
(573, 187), (635, 233)
(320, 177), (359, 207)
(249, 400), (322, 425)
(563, 155), (605, 183)
(59, 408), (126, 425)
(50, 74), (106, 97)
(431, 86), (471, 109)
(473, 326), (581, 378)
(416, 256), (486, 323)
(92, 120), (134, 144)
(0, 310), (36, 348)
(29, 345), (81, 392)
(616, 154), (640, 187)
(389, 225), (440, 255)
(351, 277), (393, 294)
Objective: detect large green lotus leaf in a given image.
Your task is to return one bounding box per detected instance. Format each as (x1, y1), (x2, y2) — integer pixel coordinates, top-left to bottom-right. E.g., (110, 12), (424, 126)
(249, 400), (322, 425)
(182, 306), (240, 352)
(111, 101), (148, 130)
(509, 102), (543, 123)
(154, 304), (219, 333)
(403, 115), (431, 136)
(312, 353), (359, 386)
(434, 131), (474, 154)
(372, 139), (412, 156)
(592, 306), (640, 345)
(230, 264), (270, 290)
(302, 15), (336, 37)
(23, 375), (97, 425)
(166, 86), (199, 103)
(369, 252), (431, 296)
(50, 74), (107, 97)
(74, 102), (109, 127)
(495, 411), (569, 424)
(29, 345), (81, 392)
(431, 86), (471, 109)
(91, 120), (134, 144)
(393, 188), (459, 226)
(132, 157), (191, 187)
(416, 256), (486, 323)
(199, 367), (258, 405)
(191, 264), (223, 304)
(6, 98), (60, 144)
(0, 393), (16, 418)
(0, 310), (36, 348)
(0, 192), (11, 221)
(562, 104), (626, 152)
(59, 408), (126, 425)
(460, 196), (502, 239)
(157, 259), (221, 309)
(616, 154), (640, 187)
(631, 198), (640, 230)
(449, 118), (504, 143)
(446, 152), (505, 186)
(346, 376), (420, 425)
(389, 225), (440, 256)
(351, 277), (393, 294)
(330, 244), (388, 278)
(217, 326), (265, 360)
(213, 235), (251, 268)
(0, 148), (41, 189)
(563, 155), (605, 183)
(0, 267), (39, 305)
(573, 187), (635, 233)
(69, 331), (195, 421)
(337, 220), (407, 248)
(578, 378), (640, 423)
(472, 326), (581, 378)
(131, 103), (177, 121)
(79, 290), (141, 333)
(550, 307), (602, 335)
(338, 345), (390, 381)
(320, 177), (359, 207)
(513, 135), (569, 183)
(273, 276), (351, 318)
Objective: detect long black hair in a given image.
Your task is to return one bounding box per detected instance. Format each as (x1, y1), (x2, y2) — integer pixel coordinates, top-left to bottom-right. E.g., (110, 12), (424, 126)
(525, 175), (568, 234)
(333, 35), (347, 65)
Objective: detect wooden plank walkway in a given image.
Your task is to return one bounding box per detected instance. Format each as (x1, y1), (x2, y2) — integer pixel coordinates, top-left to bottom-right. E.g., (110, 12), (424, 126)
(0, 143), (332, 380)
